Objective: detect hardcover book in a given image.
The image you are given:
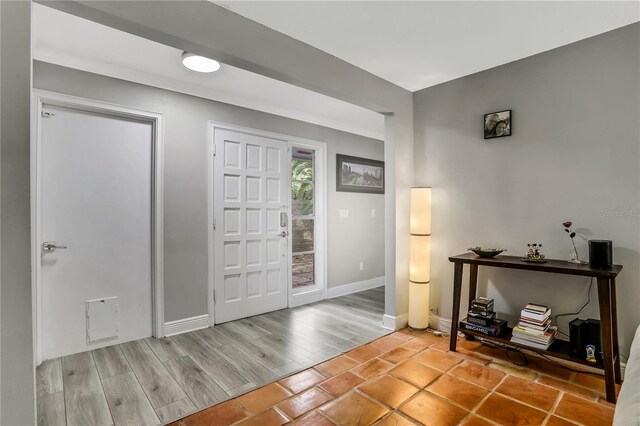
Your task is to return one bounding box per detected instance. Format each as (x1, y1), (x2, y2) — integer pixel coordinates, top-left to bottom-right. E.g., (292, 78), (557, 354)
(470, 297), (494, 313)
(467, 311), (496, 326)
(524, 303), (548, 314)
(521, 306), (550, 322)
(459, 318), (506, 337)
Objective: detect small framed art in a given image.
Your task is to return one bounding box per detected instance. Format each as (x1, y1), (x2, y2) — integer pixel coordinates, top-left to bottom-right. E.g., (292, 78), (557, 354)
(484, 109), (512, 139)
(336, 154), (384, 194)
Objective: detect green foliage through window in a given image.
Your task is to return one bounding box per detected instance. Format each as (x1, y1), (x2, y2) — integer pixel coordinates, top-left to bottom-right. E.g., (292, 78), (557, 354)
(291, 159), (314, 216)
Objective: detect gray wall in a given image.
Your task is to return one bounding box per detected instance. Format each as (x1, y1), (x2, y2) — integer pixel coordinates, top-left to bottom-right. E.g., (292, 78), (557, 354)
(34, 61), (385, 322)
(1, 1), (35, 424)
(328, 144), (385, 288)
(414, 23), (640, 355)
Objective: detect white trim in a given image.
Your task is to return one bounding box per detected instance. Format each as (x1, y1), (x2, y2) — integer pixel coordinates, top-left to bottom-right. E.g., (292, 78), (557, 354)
(429, 313), (453, 333)
(327, 277), (384, 299)
(382, 313), (409, 331)
(289, 138), (328, 305)
(290, 289), (324, 308)
(31, 90), (165, 364)
(164, 314), (210, 337)
(207, 123), (215, 326)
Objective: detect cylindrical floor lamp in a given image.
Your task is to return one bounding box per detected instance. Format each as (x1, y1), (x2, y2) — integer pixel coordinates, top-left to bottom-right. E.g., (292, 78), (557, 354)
(409, 187), (431, 329)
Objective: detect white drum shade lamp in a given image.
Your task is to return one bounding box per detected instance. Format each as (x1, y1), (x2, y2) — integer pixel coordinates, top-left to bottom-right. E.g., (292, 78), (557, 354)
(409, 187), (431, 329)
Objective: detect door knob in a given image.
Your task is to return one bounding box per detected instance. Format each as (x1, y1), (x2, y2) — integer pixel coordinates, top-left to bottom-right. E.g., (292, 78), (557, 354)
(279, 231), (289, 238)
(43, 242), (68, 252)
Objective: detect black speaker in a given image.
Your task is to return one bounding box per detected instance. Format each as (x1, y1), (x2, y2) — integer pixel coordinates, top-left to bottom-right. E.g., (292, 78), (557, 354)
(569, 318), (586, 359)
(589, 240), (613, 268)
(585, 318), (602, 361)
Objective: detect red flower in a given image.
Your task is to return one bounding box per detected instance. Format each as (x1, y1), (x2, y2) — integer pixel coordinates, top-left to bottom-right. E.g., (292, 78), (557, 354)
(563, 221), (572, 228)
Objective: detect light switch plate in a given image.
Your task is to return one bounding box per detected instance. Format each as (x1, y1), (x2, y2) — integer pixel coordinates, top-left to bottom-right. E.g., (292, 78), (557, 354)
(371, 208), (376, 218)
(339, 209), (349, 219)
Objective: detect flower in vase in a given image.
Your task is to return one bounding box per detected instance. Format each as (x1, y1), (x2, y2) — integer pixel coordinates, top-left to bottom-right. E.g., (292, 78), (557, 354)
(563, 221), (580, 262)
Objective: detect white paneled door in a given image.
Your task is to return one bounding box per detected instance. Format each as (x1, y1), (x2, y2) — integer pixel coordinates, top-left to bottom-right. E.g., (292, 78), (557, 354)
(39, 103), (153, 360)
(214, 129), (289, 323)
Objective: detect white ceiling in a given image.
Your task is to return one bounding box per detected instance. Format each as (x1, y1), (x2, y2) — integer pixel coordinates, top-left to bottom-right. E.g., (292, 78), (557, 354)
(220, 1), (640, 91)
(33, 2), (639, 140)
(32, 4), (385, 140)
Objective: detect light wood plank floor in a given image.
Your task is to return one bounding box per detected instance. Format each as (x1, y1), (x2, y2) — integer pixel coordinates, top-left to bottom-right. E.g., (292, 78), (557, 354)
(37, 287), (388, 426)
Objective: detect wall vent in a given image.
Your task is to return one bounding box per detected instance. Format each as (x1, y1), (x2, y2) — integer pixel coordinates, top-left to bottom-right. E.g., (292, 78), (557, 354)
(86, 297), (119, 344)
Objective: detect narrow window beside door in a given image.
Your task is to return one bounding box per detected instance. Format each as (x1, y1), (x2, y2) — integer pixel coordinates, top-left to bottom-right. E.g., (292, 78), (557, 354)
(291, 148), (316, 290)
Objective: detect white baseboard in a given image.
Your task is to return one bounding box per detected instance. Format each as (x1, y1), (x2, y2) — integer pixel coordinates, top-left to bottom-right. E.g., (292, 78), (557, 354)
(326, 276), (384, 299)
(385, 313), (450, 332)
(382, 313), (409, 331)
(164, 314), (210, 337)
(430, 313), (452, 333)
(290, 289), (324, 308)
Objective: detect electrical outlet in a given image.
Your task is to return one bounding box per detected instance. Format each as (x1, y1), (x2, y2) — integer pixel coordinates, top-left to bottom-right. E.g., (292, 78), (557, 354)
(430, 307), (439, 315)
(359, 261), (364, 271)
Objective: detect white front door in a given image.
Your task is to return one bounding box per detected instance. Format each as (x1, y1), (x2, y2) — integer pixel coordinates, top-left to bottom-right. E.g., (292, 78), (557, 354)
(40, 103), (154, 360)
(213, 129), (289, 323)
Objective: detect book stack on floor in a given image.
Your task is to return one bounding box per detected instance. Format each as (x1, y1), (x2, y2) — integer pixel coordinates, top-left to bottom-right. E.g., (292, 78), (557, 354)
(511, 303), (558, 350)
(459, 297), (507, 337)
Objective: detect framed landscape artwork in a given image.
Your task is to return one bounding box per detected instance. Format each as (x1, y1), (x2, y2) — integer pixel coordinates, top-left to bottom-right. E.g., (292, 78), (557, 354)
(336, 154), (384, 194)
(484, 109), (512, 139)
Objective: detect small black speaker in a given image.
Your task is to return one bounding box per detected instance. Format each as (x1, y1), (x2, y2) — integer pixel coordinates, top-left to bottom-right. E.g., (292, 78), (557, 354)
(569, 318), (586, 358)
(589, 240), (613, 268)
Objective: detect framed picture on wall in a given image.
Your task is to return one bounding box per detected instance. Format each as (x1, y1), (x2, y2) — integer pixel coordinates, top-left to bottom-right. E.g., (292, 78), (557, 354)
(484, 109), (512, 139)
(336, 154), (384, 194)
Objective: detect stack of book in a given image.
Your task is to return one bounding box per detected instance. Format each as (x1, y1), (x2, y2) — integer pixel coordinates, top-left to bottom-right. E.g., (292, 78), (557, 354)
(511, 303), (558, 350)
(459, 297), (507, 337)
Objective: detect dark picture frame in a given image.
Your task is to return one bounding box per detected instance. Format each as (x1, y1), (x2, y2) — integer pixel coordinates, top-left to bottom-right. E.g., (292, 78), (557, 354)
(336, 154), (384, 194)
(484, 109), (512, 139)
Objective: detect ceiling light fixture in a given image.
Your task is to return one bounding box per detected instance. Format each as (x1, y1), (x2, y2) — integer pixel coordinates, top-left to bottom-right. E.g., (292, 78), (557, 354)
(181, 52), (221, 73)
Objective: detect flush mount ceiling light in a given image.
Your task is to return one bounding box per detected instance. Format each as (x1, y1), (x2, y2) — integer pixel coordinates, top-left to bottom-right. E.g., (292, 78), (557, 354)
(181, 52), (221, 73)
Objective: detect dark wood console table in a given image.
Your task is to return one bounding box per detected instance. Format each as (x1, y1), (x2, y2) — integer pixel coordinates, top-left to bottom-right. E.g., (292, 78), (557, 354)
(448, 252), (622, 403)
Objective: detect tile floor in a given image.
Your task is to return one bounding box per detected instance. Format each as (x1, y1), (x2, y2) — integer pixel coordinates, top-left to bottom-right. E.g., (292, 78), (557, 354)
(171, 329), (618, 426)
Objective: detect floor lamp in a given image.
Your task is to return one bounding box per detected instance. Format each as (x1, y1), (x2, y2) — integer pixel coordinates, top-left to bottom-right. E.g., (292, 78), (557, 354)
(409, 187), (431, 329)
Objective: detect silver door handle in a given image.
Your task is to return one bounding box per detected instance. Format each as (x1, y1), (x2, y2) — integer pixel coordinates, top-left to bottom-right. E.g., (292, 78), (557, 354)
(279, 231), (289, 238)
(43, 242), (68, 252)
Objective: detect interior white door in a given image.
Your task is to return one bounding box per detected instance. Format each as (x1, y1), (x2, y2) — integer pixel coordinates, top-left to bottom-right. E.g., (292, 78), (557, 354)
(40, 103), (153, 360)
(214, 129), (289, 323)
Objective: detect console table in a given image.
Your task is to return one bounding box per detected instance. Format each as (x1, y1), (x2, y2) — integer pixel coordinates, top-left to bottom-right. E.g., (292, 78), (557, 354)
(448, 252), (622, 403)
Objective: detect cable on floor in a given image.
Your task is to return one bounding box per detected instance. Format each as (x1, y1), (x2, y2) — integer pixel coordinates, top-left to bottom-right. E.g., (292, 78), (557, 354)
(553, 277), (594, 337)
(480, 340), (529, 366)
(407, 326), (449, 339)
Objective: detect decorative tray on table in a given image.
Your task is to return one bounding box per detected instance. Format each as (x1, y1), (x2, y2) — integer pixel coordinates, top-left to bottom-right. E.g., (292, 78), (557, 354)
(467, 247), (506, 258)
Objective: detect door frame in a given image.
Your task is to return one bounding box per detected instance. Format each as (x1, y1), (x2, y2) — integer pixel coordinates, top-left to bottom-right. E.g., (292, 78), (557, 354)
(207, 122), (327, 325)
(31, 90), (165, 364)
